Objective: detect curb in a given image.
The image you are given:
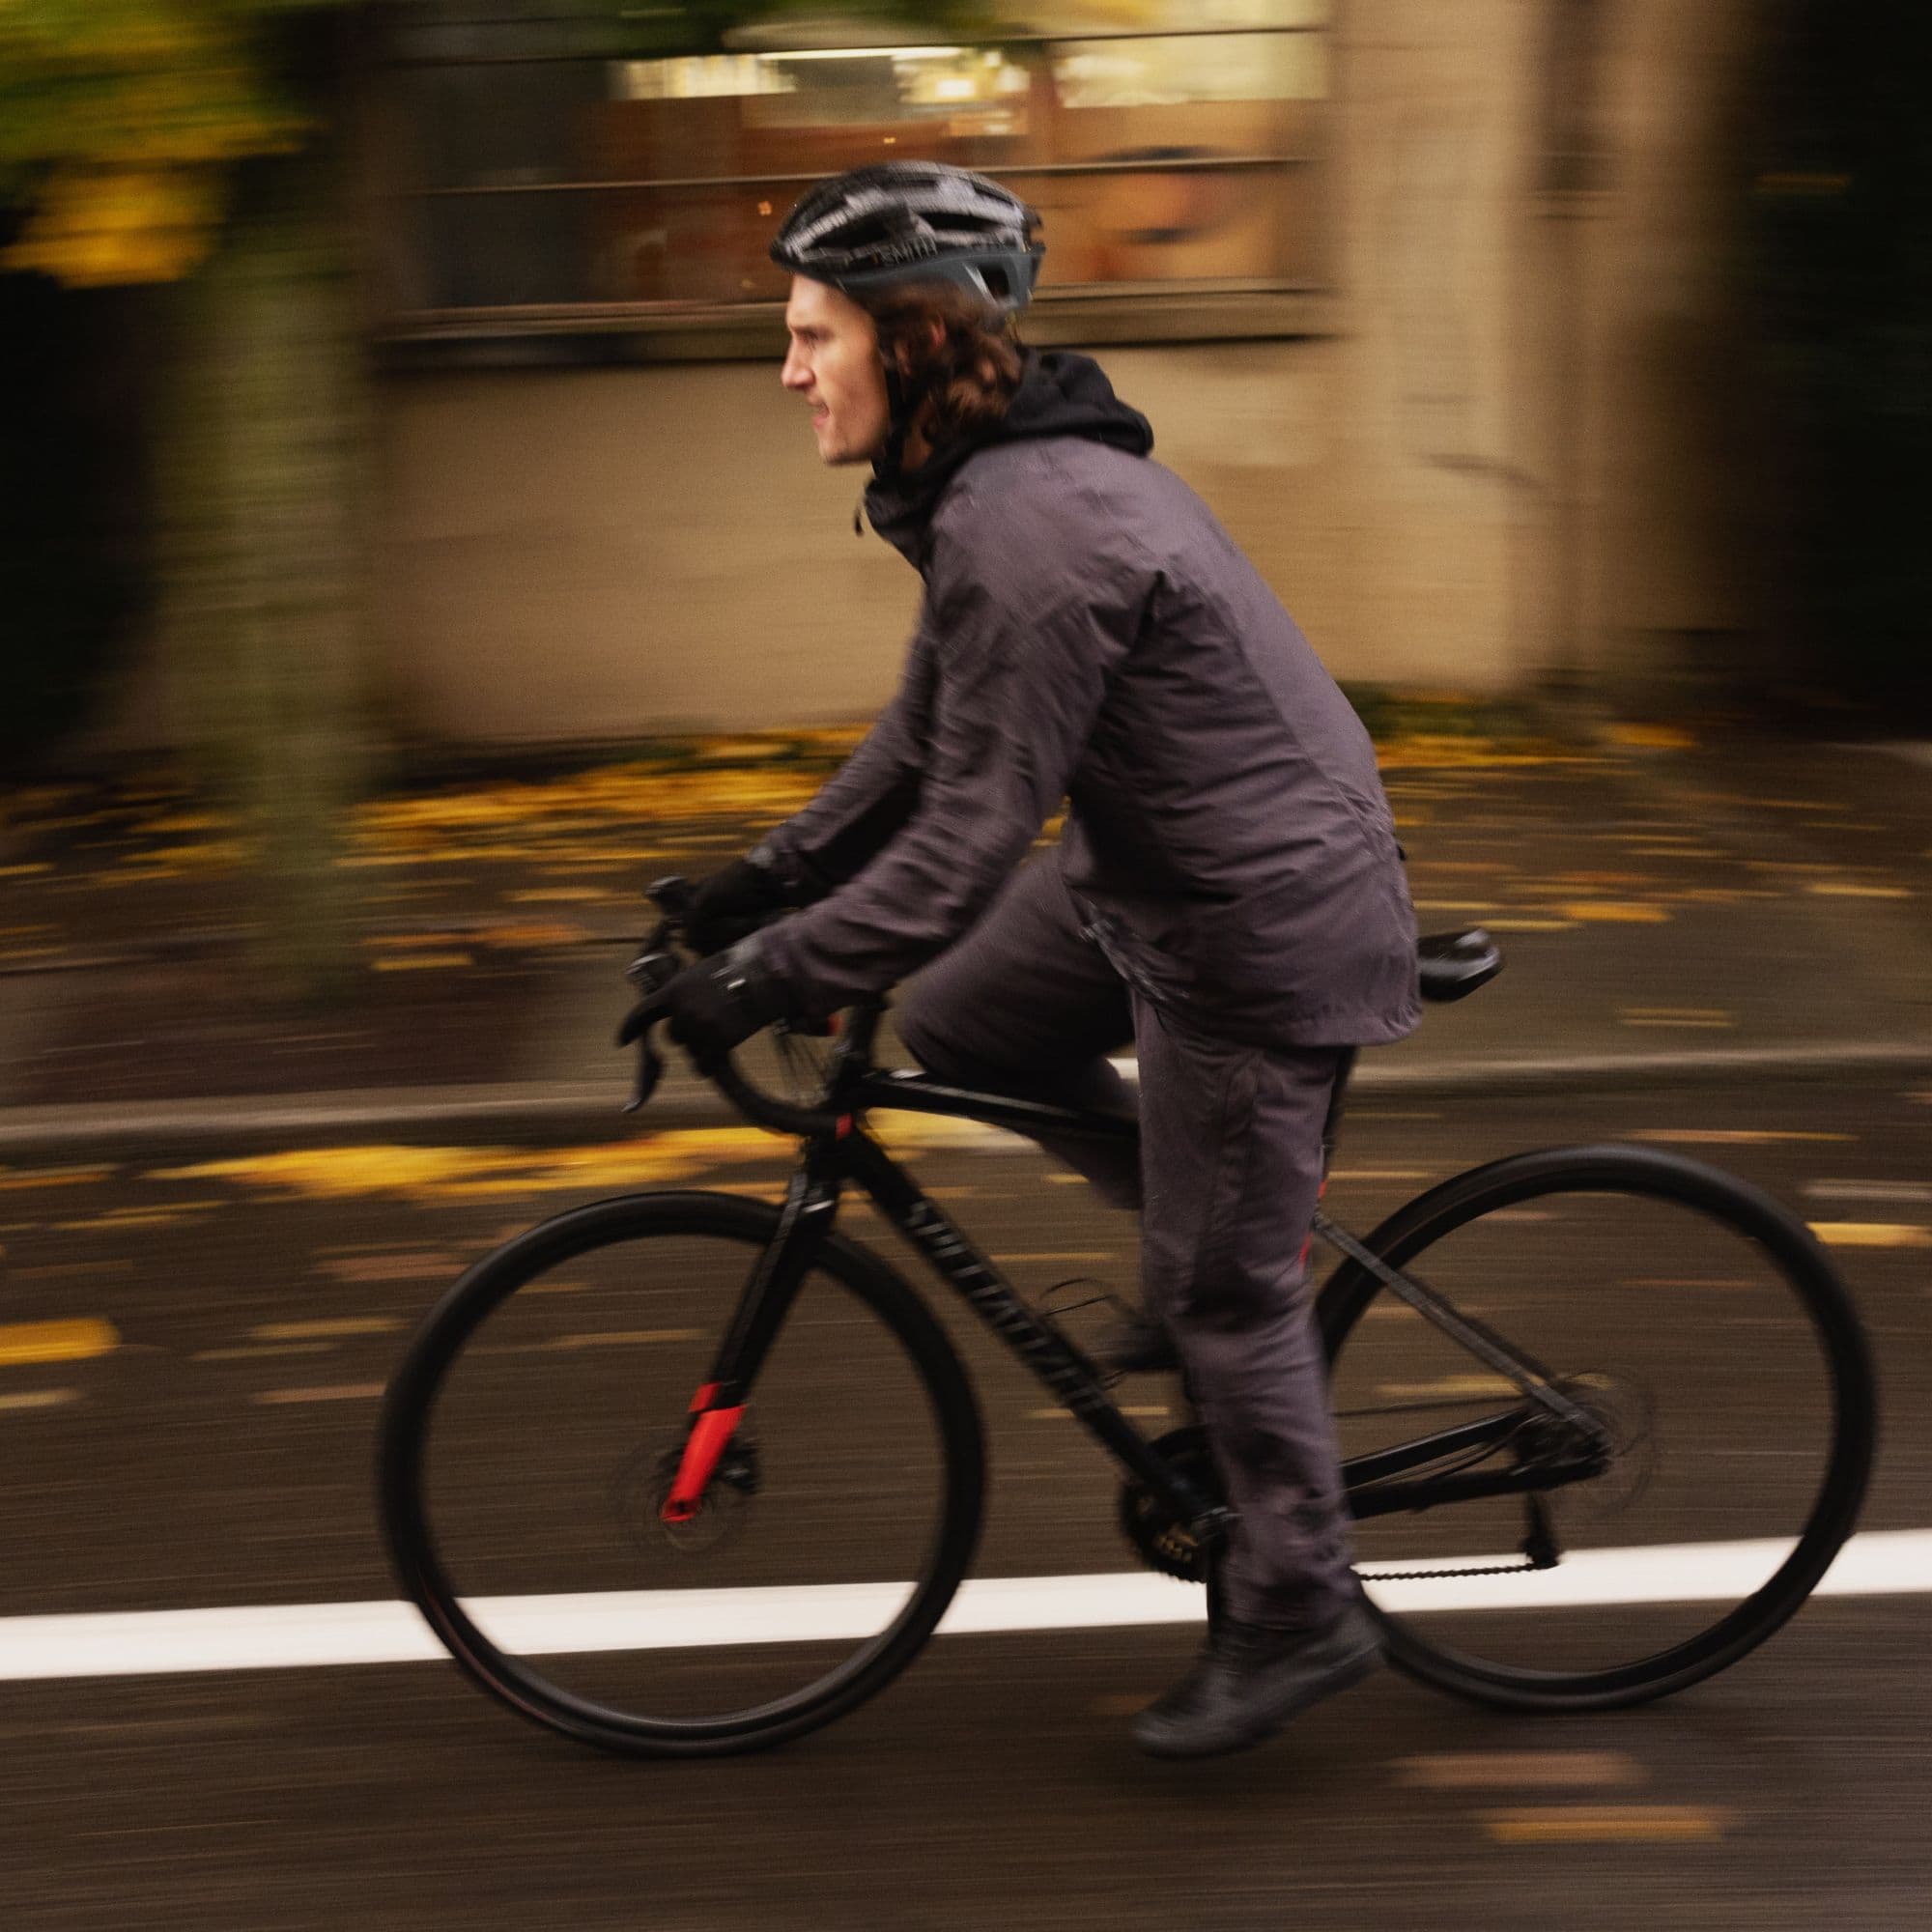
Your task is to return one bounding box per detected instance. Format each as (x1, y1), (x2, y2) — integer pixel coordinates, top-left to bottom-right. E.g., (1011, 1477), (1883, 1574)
(5, 1038), (1931, 1160)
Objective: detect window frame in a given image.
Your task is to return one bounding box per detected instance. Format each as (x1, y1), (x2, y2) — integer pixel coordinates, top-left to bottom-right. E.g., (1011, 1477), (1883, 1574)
(371, 14), (1341, 363)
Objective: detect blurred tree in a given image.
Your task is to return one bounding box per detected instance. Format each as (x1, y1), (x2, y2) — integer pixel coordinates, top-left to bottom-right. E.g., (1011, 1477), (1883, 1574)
(1750, 0), (1932, 716)
(0, 1), (988, 989)
(0, 257), (148, 762)
(1, 3), (372, 991)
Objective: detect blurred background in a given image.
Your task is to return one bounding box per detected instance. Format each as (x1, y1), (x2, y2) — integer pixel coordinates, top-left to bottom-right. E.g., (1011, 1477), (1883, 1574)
(9, 1), (1930, 773)
(7, 0), (1931, 1000)
(3, 8), (1931, 1927)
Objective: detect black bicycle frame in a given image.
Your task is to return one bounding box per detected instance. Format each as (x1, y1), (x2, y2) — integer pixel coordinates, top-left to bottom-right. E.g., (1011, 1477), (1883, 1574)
(678, 1047), (1604, 1541)
(686, 1085), (1229, 1541)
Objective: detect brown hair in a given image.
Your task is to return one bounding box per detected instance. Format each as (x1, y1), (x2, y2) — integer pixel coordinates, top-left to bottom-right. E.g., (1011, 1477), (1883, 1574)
(859, 282), (1025, 459)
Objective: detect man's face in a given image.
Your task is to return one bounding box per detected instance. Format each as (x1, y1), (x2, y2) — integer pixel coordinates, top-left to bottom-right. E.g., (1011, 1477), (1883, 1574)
(781, 275), (892, 466)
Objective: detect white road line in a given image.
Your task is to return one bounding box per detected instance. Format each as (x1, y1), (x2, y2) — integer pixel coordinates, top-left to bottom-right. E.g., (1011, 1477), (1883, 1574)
(1804, 1179), (1932, 1205)
(2, 1529), (1928, 1685)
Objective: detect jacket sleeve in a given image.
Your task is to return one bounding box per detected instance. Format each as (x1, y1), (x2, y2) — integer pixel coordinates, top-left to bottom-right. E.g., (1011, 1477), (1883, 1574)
(752, 632), (930, 900)
(756, 521), (1132, 1016)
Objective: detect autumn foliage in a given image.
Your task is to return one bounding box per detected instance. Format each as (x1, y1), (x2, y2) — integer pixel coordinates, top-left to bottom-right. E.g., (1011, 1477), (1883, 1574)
(0, 2), (317, 286)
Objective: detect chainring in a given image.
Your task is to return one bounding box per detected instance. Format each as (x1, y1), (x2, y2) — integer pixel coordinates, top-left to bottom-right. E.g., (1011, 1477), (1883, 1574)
(1119, 1426), (1226, 1582)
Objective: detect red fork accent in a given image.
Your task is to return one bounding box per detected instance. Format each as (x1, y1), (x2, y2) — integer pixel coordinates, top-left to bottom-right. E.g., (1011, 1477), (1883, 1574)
(662, 1404), (745, 1524)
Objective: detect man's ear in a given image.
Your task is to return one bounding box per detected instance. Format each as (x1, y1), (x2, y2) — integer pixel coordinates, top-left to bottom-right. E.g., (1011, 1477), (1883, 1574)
(890, 319), (946, 374)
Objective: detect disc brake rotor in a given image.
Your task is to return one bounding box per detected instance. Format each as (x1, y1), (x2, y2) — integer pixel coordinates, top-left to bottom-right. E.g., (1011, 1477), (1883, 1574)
(613, 1435), (761, 1556)
(1544, 1370), (1656, 1525)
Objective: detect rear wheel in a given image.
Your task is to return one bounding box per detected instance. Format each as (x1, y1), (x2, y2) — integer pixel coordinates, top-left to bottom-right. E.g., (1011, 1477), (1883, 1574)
(1321, 1145), (1876, 1710)
(379, 1190), (984, 1756)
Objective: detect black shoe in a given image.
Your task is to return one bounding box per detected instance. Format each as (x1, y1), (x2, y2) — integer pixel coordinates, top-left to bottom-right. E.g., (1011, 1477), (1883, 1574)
(1094, 1308), (1180, 1376)
(1132, 1601), (1383, 1760)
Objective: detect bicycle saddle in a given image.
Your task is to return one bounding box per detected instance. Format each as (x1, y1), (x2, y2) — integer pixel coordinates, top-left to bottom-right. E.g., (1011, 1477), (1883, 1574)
(1417, 927), (1504, 1003)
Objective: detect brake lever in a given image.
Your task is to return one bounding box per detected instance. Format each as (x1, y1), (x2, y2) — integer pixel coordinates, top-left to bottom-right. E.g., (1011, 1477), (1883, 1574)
(624, 1031), (667, 1115)
(617, 988), (671, 1112)
(618, 878), (699, 1115)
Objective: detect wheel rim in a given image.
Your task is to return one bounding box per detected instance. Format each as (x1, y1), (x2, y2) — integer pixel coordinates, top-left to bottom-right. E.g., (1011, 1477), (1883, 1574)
(382, 1202), (975, 1747)
(1324, 1151), (1874, 1704)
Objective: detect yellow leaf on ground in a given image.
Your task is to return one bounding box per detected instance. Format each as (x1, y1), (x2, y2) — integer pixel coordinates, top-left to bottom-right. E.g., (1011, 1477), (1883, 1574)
(1807, 1222), (1931, 1249)
(155, 1130), (785, 1205)
(1601, 724), (1696, 752)
(476, 923), (589, 949)
(0, 1167), (116, 1192)
(1480, 1805), (1731, 1845)
(1560, 902), (1670, 923)
(0, 1319), (119, 1367)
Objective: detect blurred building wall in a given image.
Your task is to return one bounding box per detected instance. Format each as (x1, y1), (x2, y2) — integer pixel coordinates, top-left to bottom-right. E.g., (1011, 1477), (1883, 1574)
(102, 1), (1753, 748)
(1581, 0), (1758, 694)
(375, 3), (1536, 737)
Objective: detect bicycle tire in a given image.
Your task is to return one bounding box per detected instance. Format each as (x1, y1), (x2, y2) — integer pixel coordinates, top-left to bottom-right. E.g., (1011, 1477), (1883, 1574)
(1318, 1144), (1877, 1712)
(379, 1189), (985, 1757)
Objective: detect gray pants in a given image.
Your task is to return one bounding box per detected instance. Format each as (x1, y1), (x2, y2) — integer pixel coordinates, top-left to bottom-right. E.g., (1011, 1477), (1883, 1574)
(896, 859), (1357, 1631)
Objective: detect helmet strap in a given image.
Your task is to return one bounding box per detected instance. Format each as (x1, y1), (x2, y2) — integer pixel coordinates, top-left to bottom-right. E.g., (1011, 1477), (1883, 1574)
(876, 346), (914, 475)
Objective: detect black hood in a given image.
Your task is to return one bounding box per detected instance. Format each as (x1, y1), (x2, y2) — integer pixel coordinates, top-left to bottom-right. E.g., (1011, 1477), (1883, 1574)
(864, 350), (1152, 565)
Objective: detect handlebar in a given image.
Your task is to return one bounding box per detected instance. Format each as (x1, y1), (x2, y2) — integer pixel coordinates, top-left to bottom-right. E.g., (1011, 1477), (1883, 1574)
(619, 875), (872, 1139)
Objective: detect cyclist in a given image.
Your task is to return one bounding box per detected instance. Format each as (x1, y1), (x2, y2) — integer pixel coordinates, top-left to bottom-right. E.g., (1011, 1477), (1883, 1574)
(654, 162), (1421, 1759)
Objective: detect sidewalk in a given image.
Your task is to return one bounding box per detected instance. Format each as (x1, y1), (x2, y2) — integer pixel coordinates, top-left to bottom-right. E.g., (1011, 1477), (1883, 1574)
(3, 721), (1928, 1157)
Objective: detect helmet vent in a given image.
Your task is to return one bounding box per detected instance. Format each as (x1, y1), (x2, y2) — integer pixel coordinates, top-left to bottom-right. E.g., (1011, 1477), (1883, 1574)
(770, 162), (1044, 315)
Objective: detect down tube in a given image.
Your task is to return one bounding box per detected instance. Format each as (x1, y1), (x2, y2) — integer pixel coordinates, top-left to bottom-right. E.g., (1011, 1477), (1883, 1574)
(840, 1131), (1216, 1524)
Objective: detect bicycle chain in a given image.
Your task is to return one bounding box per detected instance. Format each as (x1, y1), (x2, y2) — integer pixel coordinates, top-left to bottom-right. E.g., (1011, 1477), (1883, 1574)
(1357, 1558), (1546, 1581)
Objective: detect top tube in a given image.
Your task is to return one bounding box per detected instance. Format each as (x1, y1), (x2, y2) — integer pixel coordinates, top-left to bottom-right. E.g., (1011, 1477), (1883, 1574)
(704, 1019), (1137, 1145)
(848, 1067), (1139, 1144)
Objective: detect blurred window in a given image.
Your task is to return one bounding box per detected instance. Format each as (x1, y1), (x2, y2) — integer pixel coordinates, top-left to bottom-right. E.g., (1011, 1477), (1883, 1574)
(374, 2), (1335, 352)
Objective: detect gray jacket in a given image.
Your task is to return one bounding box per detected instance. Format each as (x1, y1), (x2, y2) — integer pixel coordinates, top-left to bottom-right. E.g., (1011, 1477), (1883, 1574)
(756, 353), (1420, 1049)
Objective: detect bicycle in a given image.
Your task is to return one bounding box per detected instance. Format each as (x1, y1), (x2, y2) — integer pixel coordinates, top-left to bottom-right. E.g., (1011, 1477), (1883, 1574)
(378, 881), (1878, 1758)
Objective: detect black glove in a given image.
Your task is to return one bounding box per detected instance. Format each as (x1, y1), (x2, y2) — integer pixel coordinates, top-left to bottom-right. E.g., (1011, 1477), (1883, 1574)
(658, 939), (794, 1065)
(687, 855), (794, 955)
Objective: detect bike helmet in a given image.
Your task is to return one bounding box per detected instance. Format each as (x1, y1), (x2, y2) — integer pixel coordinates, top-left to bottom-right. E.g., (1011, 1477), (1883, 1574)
(770, 161), (1044, 313)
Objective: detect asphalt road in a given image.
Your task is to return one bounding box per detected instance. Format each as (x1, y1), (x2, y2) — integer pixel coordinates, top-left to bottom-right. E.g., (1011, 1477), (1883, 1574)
(2, 1075), (1928, 1929)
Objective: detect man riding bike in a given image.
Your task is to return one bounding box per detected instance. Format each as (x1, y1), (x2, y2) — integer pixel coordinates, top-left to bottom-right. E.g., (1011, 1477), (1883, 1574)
(652, 162), (1422, 1759)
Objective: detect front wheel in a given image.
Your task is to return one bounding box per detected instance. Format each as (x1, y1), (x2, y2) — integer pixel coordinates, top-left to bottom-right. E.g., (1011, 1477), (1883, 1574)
(1321, 1145), (1877, 1711)
(379, 1190), (984, 1756)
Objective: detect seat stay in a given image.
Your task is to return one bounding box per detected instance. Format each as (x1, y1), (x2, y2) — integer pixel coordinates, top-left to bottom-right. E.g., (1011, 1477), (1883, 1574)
(1312, 1210), (1606, 1443)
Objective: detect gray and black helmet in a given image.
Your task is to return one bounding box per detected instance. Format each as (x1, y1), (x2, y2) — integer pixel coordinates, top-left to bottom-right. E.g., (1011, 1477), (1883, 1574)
(770, 162), (1044, 313)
